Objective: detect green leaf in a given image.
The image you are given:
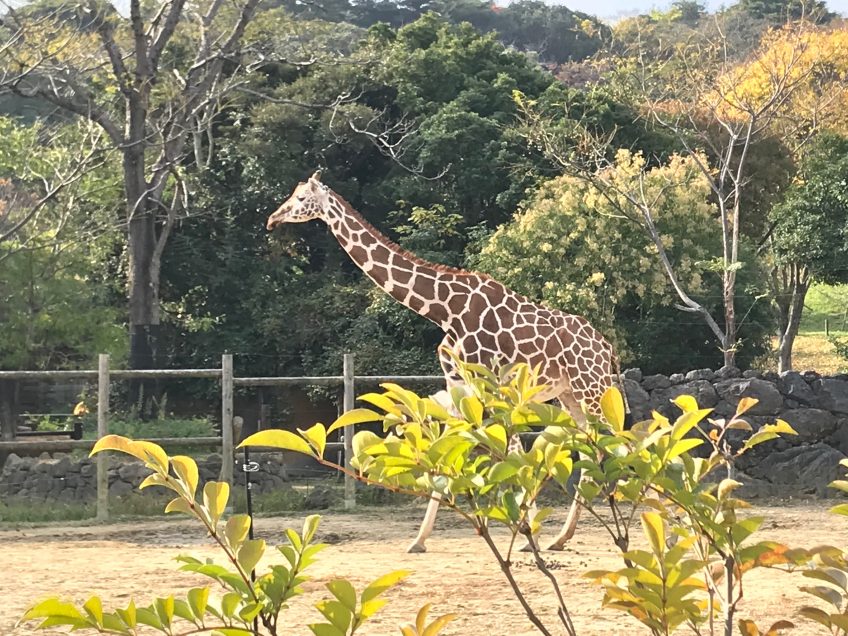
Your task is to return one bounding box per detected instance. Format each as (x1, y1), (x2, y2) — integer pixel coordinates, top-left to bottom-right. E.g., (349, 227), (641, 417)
(361, 570), (411, 603)
(641, 511), (665, 556)
(672, 395), (699, 414)
(489, 461), (518, 483)
(187, 588), (209, 620)
(23, 599), (85, 622)
(237, 539), (266, 574)
(327, 579), (357, 612)
(82, 597), (103, 625)
(316, 599), (352, 633)
(831, 503), (848, 516)
(360, 597), (388, 620)
(154, 596), (174, 627)
(240, 430), (315, 456)
(327, 409), (383, 434)
(601, 387), (626, 431)
(308, 624), (346, 636)
(303, 514), (321, 544)
(220, 592), (241, 618)
(225, 515), (252, 550)
(460, 396), (484, 425)
(171, 455), (199, 497)
(484, 424), (507, 453)
(203, 482), (229, 525)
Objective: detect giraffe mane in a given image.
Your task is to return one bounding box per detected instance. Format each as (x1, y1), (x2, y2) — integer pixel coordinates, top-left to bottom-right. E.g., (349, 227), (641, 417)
(332, 190), (492, 279)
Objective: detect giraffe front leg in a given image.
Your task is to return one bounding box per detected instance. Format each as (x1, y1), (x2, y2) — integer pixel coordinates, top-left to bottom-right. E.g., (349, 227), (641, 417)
(545, 495), (582, 551)
(407, 492), (442, 553)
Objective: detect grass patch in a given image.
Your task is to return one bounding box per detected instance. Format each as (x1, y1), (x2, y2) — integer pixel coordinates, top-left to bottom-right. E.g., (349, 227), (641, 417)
(791, 332), (847, 374)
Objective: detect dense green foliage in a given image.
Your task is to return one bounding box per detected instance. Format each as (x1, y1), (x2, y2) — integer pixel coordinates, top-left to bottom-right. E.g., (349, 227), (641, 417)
(3, 0), (847, 385)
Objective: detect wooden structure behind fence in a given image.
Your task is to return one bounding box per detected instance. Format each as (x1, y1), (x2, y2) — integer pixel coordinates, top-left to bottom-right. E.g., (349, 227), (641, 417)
(0, 354), (442, 520)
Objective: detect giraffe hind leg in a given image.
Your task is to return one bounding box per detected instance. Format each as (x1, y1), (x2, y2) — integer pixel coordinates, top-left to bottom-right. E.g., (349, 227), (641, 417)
(407, 491), (442, 553)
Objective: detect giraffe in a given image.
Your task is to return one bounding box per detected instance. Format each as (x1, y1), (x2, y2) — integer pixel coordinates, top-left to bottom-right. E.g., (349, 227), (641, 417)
(267, 172), (623, 552)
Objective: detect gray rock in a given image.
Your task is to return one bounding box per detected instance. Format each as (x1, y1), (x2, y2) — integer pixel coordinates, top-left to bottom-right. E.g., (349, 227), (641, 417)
(780, 409), (837, 443)
(303, 486), (338, 509)
(685, 369), (715, 382)
(715, 366), (742, 380)
(623, 368), (643, 382)
(778, 371), (818, 406)
(643, 374), (671, 391)
(653, 380), (719, 418)
(762, 371), (780, 383)
(747, 443), (846, 496)
(38, 452), (51, 461)
(814, 379), (848, 415)
(623, 379), (651, 422)
(52, 456), (72, 477)
(715, 379), (784, 416)
(81, 464), (94, 477)
(109, 480), (134, 498)
(828, 419), (848, 455)
(669, 373), (685, 385)
(803, 371), (822, 383)
(743, 369), (762, 379)
(5, 453), (22, 466)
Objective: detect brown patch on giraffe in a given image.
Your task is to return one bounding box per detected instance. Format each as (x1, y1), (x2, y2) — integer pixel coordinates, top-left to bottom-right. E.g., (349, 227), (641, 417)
(408, 295), (425, 312)
(447, 293), (466, 315)
(393, 268), (413, 286)
(348, 244), (368, 264)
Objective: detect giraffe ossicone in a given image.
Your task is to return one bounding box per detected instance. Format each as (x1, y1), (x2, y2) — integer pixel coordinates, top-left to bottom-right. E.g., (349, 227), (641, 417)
(268, 172), (626, 552)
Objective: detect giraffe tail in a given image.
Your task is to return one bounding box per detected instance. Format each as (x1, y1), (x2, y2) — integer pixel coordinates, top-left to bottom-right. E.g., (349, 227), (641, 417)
(613, 353), (634, 429)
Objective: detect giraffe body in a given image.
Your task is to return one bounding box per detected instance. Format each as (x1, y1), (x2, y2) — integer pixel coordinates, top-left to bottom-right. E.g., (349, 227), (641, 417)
(268, 173), (620, 551)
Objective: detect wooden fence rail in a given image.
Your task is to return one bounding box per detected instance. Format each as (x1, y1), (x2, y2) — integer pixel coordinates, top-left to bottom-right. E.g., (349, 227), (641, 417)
(1, 354), (444, 521)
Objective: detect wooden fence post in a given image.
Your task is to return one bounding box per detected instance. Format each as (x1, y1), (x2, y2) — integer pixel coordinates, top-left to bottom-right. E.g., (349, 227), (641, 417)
(96, 354), (110, 521)
(221, 354), (234, 490)
(343, 353), (355, 510)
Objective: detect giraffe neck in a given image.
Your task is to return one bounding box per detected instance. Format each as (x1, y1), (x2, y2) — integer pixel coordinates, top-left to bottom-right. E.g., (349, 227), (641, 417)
(323, 192), (466, 328)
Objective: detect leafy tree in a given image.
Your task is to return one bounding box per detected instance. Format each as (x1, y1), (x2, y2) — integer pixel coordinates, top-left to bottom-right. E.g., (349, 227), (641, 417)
(770, 133), (848, 372)
(472, 151), (771, 372)
(736, 0), (834, 23)
(0, 0), (274, 372)
(0, 117), (124, 439)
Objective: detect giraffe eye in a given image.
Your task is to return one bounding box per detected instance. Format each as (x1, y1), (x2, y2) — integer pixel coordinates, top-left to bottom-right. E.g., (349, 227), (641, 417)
(296, 196), (305, 202)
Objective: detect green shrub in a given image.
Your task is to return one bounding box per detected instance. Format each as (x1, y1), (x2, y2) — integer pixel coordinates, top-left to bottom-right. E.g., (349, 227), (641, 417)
(21, 438), (455, 636)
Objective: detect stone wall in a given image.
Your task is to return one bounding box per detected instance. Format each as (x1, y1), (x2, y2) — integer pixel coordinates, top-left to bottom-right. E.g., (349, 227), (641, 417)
(3, 367), (848, 503)
(0, 451), (324, 504)
(623, 367), (848, 497)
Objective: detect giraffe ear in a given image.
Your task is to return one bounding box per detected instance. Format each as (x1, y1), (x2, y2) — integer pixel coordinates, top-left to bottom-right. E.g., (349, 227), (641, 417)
(309, 170), (322, 183)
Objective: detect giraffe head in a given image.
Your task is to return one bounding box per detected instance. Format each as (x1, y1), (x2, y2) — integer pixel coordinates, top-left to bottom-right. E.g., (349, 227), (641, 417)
(266, 171), (332, 230)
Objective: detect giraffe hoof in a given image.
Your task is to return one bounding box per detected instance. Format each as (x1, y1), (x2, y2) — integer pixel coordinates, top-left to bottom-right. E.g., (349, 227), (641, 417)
(406, 542), (427, 554)
(544, 541), (567, 552)
(518, 542), (533, 553)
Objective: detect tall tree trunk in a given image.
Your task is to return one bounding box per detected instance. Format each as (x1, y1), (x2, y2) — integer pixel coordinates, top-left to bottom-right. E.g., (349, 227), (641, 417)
(777, 265), (810, 373)
(723, 272), (737, 369)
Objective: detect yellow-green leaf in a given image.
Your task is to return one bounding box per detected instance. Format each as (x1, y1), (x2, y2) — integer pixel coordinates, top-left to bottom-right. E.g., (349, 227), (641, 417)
(82, 597), (103, 625)
(361, 570), (411, 603)
(601, 387), (626, 431)
(225, 515), (251, 550)
(327, 409), (383, 434)
(718, 479), (743, 500)
(203, 482), (229, 525)
(237, 539), (266, 574)
(164, 497), (194, 515)
(673, 394), (699, 414)
(460, 396), (484, 425)
(187, 588), (209, 620)
(139, 473), (170, 490)
(327, 579), (357, 611)
(171, 456), (199, 497)
(240, 430), (314, 456)
(90, 435), (169, 473)
(641, 511), (665, 556)
(298, 423), (328, 456)
(736, 397), (759, 416)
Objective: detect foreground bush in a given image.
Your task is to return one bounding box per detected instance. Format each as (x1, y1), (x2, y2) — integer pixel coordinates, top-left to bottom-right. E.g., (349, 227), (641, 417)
(20, 437), (454, 635)
(241, 358), (848, 635)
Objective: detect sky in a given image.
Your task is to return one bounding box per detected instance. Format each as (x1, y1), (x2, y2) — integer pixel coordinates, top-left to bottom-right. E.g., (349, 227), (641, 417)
(554, 0), (848, 21)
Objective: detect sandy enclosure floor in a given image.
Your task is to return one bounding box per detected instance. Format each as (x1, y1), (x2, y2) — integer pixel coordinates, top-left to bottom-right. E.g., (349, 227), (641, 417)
(0, 501), (841, 635)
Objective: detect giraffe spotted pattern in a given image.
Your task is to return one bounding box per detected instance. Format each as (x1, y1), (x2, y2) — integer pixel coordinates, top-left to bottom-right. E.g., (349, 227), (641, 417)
(267, 172), (621, 551)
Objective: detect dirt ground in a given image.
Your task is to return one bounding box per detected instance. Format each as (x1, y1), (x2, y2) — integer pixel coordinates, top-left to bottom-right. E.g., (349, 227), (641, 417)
(0, 500), (841, 635)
